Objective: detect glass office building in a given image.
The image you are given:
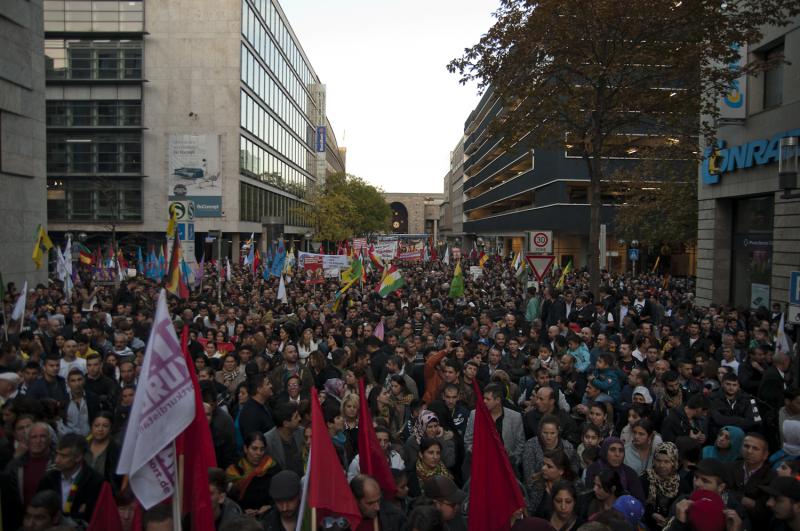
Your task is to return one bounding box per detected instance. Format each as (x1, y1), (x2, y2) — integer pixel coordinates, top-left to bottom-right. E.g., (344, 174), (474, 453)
(44, 0), (345, 257)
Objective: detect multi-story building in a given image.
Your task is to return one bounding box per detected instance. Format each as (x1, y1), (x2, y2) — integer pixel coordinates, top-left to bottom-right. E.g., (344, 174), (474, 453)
(44, 0), (344, 260)
(449, 136), (465, 247)
(0, 0), (48, 288)
(696, 16), (800, 310)
(460, 88), (695, 273)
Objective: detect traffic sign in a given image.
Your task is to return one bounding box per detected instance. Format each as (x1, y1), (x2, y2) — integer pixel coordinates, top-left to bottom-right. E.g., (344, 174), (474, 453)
(169, 200), (193, 221)
(789, 305), (800, 325)
(628, 248), (640, 262)
(525, 254), (556, 281)
(176, 223), (186, 241)
(790, 271), (800, 305)
(528, 231), (553, 253)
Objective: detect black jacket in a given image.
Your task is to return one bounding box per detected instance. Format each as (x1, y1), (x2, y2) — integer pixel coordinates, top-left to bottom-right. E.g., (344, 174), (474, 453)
(709, 391), (760, 436)
(238, 398), (274, 439)
(37, 465), (105, 524)
(660, 407), (703, 443)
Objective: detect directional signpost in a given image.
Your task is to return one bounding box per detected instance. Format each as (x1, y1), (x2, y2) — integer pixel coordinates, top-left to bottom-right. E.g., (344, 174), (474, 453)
(525, 254), (556, 282)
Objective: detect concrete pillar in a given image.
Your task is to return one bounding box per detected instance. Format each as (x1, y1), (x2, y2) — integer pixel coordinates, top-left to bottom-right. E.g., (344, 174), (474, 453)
(231, 233), (240, 263)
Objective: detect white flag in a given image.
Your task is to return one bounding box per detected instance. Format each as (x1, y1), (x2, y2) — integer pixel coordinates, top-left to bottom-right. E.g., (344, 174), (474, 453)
(277, 274), (287, 303)
(116, 289), (195, 509)
(443, 246), (450, 266)
(776, 311), (791, 355)
(11, 282), (27, 321)
(226, 258), (232, 281)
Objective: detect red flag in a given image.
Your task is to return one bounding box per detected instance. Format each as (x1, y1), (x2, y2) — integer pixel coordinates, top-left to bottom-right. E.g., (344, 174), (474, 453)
(357, 379), (396, 499)
(468, 381), (525, 531)
(165, 239), (189, 299)
(310, 388), (362, 529)
(87, 482), (123, 531)
(176, 326), (217, 531)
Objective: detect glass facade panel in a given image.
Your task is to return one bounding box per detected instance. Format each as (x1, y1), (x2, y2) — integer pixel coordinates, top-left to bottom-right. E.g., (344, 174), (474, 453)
(44, 0), (144, 32)
(46, 100), (142, 127)
(47, 134), (142, 174)
(46, 40), (143, 80)
(47, 178), (142, 221)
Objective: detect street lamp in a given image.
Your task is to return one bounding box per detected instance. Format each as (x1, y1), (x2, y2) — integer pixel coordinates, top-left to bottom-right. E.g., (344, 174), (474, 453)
(779, 136), (800, 199)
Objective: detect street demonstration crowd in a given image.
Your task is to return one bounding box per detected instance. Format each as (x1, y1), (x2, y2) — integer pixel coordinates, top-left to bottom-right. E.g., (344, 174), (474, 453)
(0, 254), (799, 531)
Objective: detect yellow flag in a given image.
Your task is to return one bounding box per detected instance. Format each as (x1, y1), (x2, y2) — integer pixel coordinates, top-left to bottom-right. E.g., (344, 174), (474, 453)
(32, 225), (53, 269)
(556, 260), (572, 290)
(166, 204), (178, 238)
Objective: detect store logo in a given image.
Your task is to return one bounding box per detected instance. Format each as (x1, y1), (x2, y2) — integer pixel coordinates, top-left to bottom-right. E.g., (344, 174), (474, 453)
(702, 128), (800, 185)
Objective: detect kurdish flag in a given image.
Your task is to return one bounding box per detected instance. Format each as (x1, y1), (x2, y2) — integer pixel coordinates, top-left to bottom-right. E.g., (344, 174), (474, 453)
(449, 260), (465, 298)
(555, 259), (572, 290)
(376, 265), (405, 297)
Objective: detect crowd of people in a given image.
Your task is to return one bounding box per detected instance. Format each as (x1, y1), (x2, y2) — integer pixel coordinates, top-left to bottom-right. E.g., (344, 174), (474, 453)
(0, 251), (798, 531)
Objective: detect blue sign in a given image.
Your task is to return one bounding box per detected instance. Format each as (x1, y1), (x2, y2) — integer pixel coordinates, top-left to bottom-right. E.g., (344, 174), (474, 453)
(190, 196), (222, 218)
(702, 128), (800, 185)
(187, 222), (195, 241)
(791, 271), (800, 305)
(176, 223), (186, 241)
(315, 126), (326, 153)
(628, 249), (640, 262)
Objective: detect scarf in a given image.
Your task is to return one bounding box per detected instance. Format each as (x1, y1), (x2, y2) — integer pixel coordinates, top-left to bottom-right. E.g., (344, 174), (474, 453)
(225, 455), (276, 498)
(222, 368), (240, 385)
(416, 457), (452, 493)
(702, 426), (745, 463)
(646, 442), (680, 505)
(411, 410), (439, 444)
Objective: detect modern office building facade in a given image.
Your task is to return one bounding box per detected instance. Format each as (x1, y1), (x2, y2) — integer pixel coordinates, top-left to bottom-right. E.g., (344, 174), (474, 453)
(460, 88), (696, 274)
(439, 135), (465, 247)
(0, 0), (49, 288)
(696, 17), (800, 310)
(44, 0), (344, 260)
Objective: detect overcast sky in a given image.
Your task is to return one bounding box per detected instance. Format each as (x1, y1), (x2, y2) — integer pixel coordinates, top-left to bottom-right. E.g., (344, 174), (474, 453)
(281, 0), (498, 194)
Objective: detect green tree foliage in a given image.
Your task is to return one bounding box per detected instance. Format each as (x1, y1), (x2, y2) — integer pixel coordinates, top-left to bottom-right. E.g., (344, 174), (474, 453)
(448, 0), (799, 293)
(306, 173), (391, 240)
(610, 147), (698, 250)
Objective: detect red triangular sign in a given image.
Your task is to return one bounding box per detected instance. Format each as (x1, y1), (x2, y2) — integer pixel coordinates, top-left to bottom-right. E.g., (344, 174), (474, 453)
(525, 254), (555, 281)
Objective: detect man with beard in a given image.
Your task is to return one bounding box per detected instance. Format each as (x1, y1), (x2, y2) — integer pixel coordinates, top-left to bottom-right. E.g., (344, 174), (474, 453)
(261, 470), (302, 531)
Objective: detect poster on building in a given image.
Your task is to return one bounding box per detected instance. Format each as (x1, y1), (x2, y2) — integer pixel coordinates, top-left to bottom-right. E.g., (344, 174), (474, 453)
(303, 255), (324, 285)
(374, 240), (398, 262)
(750, 283), (770, 310)
(167, 134), (222, 217)
(718, 44), (747, 121)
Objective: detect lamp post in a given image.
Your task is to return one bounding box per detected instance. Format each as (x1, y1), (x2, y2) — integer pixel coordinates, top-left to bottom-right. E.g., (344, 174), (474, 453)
(779, 137), (800, 199)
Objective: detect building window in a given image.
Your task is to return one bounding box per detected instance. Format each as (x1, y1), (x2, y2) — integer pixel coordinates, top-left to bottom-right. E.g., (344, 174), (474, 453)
(47, 101), (142, 127)
(47, 178), (142, 221)
(763, 44), (784, 109)
(44, 0), (144, 32)
(45, 40), (143, 80)
(731, 196), (773, 309)
(47, 133), (142, 174)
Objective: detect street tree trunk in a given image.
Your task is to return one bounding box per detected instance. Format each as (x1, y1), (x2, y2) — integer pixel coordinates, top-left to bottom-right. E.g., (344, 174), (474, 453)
(586, 148), (603, 299)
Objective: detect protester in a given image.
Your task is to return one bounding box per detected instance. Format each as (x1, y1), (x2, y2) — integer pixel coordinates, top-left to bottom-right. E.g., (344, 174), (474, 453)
(0, 244), (797, 530)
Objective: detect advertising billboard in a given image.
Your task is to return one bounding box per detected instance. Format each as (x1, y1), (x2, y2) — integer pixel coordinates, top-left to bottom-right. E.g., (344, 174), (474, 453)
(168, 134), (222, 217)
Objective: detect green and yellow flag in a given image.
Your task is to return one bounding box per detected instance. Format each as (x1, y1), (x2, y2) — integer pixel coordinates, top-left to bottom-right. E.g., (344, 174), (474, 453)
(32, 225), (54, 269)
(555, 260), (572, 290)
(449, 260), (465, 298)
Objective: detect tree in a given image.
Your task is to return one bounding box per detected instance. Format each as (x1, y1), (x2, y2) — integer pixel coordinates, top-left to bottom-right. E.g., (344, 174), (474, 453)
(448, 0), (799, 293)
(610, 148), (698, 250)
(305, 173), (392, 241)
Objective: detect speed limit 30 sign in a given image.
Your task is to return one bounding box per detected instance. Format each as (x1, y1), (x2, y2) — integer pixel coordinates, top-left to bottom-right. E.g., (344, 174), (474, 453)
(529, 231), (553, 253)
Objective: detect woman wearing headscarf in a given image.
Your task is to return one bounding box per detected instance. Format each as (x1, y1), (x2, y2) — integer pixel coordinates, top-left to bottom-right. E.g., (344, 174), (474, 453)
(641, 442), (681, 529)
(584, 437), (645, 502)
(702, 425), (745, 463)
(769, 419), (800, 469)
(523, 415), (578, 489)
(404, 410), (455, 471)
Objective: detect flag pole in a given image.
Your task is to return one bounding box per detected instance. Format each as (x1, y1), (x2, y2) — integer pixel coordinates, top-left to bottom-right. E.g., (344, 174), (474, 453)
(310, 507), (317, 531)
(172, 440), (183, 531)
